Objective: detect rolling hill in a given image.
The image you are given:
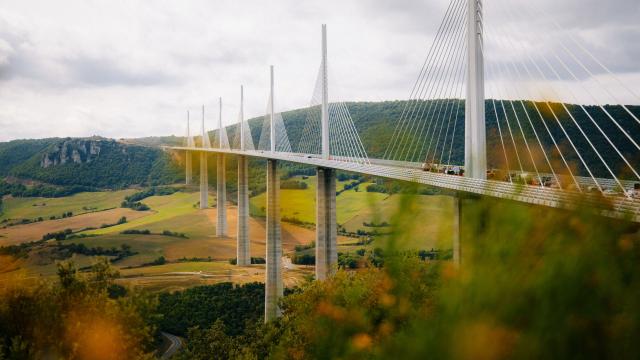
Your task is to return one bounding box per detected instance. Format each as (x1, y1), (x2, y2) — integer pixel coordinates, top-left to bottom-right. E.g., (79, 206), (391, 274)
(1, 100), (639, 191)
(0, 136), (183, 189)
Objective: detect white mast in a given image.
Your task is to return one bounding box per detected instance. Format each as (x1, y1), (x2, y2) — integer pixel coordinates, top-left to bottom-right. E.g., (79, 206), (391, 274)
(321, 24), (329, 160)
(465, 0), (486, 179)
(186, 111), (190, 146)
(240, 85), (245, 151)
(270, 65), (275, 153)
(201, 105), (209, 148)
(218, 97), (223, 148)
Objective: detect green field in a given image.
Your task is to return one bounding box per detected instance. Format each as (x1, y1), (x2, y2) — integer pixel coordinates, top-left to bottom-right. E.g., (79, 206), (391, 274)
(251, 175), (454, 250)
(120, 261), (234, 276)
(75, 191), (218, 267)
(1, 179), (455, 293)
(342, 193), (455, 250)
(336, 188), (388, 224)
(250, 176), (387, 224)
(72, 234), (177, 267)
(84, 191), (214, 236)
(0, 189), (137, 221)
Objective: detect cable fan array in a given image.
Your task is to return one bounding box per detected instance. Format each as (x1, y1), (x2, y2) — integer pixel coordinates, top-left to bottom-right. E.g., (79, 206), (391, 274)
(482, 0), (640, 195)
(257, 93), (292, 153)
(297, 61), (369, 165)
(184, 111), (195, 148)
(200, 106), (212, 149)
(212, 127), (231, 149)
(231, 107), (256, 151)
(384, 0), (468, 167)
(180, 0), (639, 199)
(382, 0), (639, 196)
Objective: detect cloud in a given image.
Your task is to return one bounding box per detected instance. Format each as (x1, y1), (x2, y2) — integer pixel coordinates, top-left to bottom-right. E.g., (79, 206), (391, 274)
(0, 0), (638, 142)
(0, 15), (177, 88)
(61, 55), (178, 87)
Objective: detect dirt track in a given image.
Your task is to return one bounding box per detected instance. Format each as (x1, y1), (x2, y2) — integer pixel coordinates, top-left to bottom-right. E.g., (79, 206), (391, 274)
(164, 205), (320, 261)
(0, 208), (150, 245)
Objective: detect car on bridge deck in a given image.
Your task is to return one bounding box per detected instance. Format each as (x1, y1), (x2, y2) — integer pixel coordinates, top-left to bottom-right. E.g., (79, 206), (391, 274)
(486, 169), (506, 180)
(421, 162), (438, 172)
(627, 183), (640, 199)
(423, 163), (464, 176)
(542, 177), (561, 189)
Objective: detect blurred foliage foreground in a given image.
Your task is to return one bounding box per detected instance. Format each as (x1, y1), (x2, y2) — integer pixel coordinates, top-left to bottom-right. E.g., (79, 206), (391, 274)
(0, 259), (158, 360)
(179, 194), (640, 360)
(1, 192), (640, 360)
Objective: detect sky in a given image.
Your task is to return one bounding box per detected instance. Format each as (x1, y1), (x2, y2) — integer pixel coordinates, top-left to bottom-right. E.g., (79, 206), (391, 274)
(0, 0), (638, 141)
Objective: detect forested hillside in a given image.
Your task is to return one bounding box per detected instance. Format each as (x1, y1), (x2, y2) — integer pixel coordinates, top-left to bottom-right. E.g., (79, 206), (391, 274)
(0, 137), (182, 189)
(2, 101), (638, 191)
(225, 100), (640, 180)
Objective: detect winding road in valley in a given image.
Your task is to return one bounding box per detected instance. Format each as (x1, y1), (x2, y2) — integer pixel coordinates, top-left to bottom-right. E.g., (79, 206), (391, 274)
(160, 332), (183, 359)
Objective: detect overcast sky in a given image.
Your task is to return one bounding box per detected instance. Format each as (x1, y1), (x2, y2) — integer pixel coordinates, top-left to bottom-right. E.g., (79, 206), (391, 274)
(0, 0), (638, 141)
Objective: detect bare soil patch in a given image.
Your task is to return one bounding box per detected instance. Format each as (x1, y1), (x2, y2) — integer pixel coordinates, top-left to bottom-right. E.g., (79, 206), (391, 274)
(164, 205), (321, 261)
(0, 208), (151, 245)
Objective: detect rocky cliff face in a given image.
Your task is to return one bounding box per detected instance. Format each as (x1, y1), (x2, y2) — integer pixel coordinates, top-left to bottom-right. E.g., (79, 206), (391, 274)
(40, 138), (107, 168)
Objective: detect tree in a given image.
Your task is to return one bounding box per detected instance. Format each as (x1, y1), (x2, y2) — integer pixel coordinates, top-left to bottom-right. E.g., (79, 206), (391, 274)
(177, 320), (239, 360)
(0, 259), (157, 360)
(90, 257), (120, 288)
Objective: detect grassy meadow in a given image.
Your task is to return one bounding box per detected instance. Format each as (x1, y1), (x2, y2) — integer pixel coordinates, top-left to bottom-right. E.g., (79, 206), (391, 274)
(0, 175), (456, 292)
(0, 189), (137, 221)
(251, 175), (454, 251)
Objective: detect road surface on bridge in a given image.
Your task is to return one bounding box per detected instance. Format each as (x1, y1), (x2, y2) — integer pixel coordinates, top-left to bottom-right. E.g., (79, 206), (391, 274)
(169, 146), (640, 223)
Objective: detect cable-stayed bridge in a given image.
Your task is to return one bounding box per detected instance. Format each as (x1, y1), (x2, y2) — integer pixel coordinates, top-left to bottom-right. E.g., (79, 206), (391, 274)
(167, 0), (640, 321)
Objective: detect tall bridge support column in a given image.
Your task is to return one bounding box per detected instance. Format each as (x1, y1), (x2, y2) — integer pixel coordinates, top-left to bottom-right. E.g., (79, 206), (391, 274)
(265, 159), (283, 322)
(199, 152), (208, 209)
(216, 154), (227, 237)
(185, 151), (192, 185)
(237, 155), (250, 266)
(452, 194), (462, 267)
(316, 167), (337, 280)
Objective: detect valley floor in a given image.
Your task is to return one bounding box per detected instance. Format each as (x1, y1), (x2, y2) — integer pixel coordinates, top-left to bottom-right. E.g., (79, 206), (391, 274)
(0, 176), (454, 292)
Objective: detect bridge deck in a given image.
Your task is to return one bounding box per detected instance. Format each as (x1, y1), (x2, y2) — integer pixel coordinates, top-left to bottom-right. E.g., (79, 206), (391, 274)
(169, 147), (640, 223)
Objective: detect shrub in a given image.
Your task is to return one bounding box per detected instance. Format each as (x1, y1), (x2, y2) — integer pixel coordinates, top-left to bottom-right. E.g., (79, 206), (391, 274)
(148, 256), (166, 266)
(161, 230), (188, 238)
(292, 254), (315, 265)
(121, 229), (151, 235)
(280, 180), (308, 190)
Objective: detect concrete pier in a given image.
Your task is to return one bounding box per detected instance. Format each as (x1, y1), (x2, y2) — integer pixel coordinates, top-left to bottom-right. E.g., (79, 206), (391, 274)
(237, 155), (250, 266)
(265, 159), (283, 322)
(216, 154), (227, 236)
(199, 152), (208, 209)
(185, 151), (192, 185)
(452, 194), (461, 267)
(315, 167), (337, 280)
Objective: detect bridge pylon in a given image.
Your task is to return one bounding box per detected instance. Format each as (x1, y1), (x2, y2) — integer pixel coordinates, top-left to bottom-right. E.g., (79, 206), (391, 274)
(321, 24), (329, 160)
(216, 97), (227, 237)
(237, 155), (250, 265)
(265, 159), (283, 321)
(452, 194), (462, 267)
(185, 152), (192, 185)
(199, 153), (208, 209)
(185, 111), (193, 185)
(316, 25), (338, 279)
(316, 167), (337, 279)
(270, 65), (276, 153)
(216, 153), (227, 236)
(264, 66), (283, 321)
(237, 86), (251, 266)
(199, 106), (209, 209)
(464, 0), (486, 180)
